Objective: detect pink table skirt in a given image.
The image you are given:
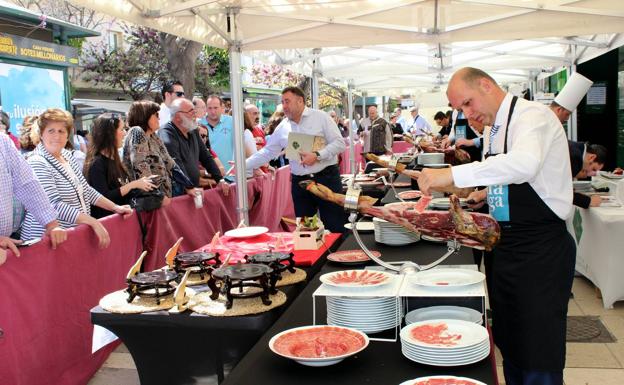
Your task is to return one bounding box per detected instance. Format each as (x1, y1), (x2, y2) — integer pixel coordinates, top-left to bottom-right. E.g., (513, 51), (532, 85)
(0, 167), (296, 385)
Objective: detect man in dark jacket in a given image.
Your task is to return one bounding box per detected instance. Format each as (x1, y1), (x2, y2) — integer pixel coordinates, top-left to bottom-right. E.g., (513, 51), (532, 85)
(158, 98), (229, 196)
(568, 141), (606, 208)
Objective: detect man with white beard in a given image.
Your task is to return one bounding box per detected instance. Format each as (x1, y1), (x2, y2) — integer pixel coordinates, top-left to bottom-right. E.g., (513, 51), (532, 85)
(158, 98), (229, 196)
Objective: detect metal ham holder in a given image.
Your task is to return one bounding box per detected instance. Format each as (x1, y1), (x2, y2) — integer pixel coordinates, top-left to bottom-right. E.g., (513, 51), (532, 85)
(344, 181), (461, 275)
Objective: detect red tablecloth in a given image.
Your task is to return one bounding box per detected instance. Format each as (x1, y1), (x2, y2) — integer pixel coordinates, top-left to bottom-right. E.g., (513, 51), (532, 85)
(0, 166), (297, 385)
(196, 232), (341, 266)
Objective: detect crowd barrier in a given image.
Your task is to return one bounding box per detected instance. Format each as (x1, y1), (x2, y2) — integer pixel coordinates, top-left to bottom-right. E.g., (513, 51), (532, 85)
(0, 167), (295, 385)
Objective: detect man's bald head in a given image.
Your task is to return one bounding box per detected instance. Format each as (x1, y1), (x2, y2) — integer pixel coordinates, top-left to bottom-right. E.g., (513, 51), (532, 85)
(447, 67), (506, 127)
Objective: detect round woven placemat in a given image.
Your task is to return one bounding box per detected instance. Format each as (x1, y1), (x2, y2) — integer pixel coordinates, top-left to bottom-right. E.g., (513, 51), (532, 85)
(189, 290), (286, 317)
(276, 267), (307, 287)
(100, 288), (196, 314)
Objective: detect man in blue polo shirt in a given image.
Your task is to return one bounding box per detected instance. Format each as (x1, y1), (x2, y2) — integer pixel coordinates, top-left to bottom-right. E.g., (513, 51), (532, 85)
(205, 94), (234, 167)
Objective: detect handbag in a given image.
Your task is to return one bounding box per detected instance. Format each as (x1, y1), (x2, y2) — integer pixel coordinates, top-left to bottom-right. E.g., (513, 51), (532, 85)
(170, 163), (194, 197)
(128, 188), (164, 212)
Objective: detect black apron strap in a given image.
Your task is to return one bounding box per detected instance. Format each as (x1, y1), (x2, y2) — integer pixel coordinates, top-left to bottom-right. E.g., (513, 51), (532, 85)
(502, 96), (518, 154)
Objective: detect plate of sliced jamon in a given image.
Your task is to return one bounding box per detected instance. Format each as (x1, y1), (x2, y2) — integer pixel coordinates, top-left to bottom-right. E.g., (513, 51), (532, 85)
(397, 190), (423, 200)
(398, 375), (487, 385)
(269, 325), (369, 366)
(327, 250), (380, 264)
(320, 269), (393, 288)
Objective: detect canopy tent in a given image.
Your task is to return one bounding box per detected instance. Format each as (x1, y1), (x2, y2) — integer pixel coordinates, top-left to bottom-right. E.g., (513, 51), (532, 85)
(68, 0), (624, 223)
(251, 34), (624, 96)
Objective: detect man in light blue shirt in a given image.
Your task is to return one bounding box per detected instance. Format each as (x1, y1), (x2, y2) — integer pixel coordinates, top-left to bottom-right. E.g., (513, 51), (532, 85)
(246, 86), (347, 232)
(205, 95), (234, 167)
(406, 105), (433, 136)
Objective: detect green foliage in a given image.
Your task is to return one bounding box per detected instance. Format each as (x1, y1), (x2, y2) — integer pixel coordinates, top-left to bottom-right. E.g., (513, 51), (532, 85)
(195, 46), (230, 96)
(67, 37), (86, 51)
(81, 25), (169, 100)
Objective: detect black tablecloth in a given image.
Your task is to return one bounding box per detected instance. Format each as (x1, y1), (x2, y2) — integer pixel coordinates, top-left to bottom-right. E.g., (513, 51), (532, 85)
(90, 238), (342, 385)
(222, 234), (497, 385)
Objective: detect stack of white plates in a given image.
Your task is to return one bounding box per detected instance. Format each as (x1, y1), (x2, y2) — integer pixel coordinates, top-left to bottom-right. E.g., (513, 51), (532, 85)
(373, 217), (420, 246)
(428, 197), (468, 210)
(400, 319), (490, 366)
(573, 180), (593, 192)
(327, 296), (402, 334)
(405, 306), (483, 325)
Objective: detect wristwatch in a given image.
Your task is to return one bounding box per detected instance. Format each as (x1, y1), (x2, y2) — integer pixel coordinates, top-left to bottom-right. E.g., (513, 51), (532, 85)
(314, 151), (321, 160)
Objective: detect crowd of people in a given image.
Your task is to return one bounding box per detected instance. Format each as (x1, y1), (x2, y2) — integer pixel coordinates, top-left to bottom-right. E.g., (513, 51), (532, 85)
(0, 79), (292, 258)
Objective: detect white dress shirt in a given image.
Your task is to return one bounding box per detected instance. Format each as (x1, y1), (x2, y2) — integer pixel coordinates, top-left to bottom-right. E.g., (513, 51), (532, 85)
(159, 103), (171, 127)
(246, 107), (346, 176)
(407, 115), (433, 136)
(452, 93), (573, 220)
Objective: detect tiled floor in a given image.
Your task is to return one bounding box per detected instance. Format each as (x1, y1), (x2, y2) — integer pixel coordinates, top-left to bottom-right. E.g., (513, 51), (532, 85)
(89, 276), (624, 385)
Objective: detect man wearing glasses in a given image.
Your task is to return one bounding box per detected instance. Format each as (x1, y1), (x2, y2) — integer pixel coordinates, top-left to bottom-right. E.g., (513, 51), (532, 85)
(159, 80), (185, 127)
(158, 99), (229, 196)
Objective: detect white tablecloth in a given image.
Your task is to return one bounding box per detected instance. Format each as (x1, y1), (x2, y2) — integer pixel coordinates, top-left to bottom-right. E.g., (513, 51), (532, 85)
(567, 204), (624, 308)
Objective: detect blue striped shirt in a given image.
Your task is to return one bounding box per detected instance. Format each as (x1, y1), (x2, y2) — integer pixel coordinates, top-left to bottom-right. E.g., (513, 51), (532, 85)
(0, 135), (57, 237)
(21, 144), (102, 240)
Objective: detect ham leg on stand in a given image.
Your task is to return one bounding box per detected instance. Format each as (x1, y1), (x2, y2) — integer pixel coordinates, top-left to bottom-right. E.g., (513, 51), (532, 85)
(299, 181), (500, 251)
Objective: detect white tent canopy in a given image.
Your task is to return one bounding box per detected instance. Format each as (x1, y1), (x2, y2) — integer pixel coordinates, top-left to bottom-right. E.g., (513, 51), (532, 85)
(69, 0), (624, 50)
(68, 0), (624, 222)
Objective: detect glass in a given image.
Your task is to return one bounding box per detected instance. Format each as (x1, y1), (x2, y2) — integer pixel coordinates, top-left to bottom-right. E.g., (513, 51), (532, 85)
(178, 109), (195, 115)
(200, 134), (208, 139)
(175, 91), (185, 97)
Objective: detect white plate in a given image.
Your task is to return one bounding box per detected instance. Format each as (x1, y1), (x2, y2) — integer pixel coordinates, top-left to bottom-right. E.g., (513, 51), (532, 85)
(269, 325), (369, 367)
(224, 226), (269, 238)
(420, 234), (446, 243)
(405, 306), (482, 325)
(428, 197), (468, 209)
(600, 171), (624, 179)
(398, 375), (487, 385)
(409, 268), (485, 288)
(320, 270), (394, 288)
(401, 319), (489, 349)
(344, 222), (375, 232)
(401, 348), (490, 367)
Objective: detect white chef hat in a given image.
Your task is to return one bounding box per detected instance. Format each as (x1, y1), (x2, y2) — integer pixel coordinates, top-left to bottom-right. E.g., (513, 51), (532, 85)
(554, 72), (593, 112)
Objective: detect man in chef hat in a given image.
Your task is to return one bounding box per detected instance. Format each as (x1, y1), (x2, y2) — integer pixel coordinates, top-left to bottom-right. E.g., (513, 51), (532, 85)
(549, 72), (593, 123)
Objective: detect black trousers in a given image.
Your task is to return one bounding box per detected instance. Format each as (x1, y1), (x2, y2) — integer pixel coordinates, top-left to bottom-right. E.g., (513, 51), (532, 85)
(291, 166), (347, 233)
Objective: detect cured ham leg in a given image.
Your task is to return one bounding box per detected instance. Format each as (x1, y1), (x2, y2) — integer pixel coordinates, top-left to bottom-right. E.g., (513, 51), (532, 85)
(300, 181), (500, 251)
(365, 154), (473, 198)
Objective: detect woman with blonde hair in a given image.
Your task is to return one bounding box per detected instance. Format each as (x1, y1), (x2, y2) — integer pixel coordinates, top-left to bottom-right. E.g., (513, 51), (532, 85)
(21, 108), (132, 246)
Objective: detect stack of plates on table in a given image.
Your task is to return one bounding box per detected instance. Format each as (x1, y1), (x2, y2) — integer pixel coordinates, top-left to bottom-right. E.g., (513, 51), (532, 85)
(573, 180), (593, 192)
(326, 295), (403, 334)
(405, 306), (483, 325)
(400, 319), (490, 366)
(428, 197), (468, 210)
(373, 217), (420, 246)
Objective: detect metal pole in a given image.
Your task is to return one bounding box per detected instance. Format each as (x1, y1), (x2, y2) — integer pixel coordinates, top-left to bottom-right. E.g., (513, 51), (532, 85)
(569, 44), (578, 141)
(228, 9), (249, 225)
(347, 80), (356, 174)
(311, 48), (321, 109)
(362, 91), (366, 124)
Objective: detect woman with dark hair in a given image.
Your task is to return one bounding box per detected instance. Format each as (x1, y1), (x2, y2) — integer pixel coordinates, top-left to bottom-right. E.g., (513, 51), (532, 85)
(122, 101), (177, 200)
(84, 113), (157, 218)
(243, 110), (258, 158)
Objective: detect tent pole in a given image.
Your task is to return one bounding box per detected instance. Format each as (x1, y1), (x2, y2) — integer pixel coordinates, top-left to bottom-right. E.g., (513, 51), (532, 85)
(311, 48), (321, 109)
(228, 9), (249, 225)
(569, 44), (578, 142)
(362, 91), (366, 125)
(347, 80), (356, 173)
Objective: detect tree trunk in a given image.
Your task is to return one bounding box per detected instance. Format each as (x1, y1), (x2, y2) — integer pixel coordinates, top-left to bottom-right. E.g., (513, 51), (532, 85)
(160, 33), (203, 97)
